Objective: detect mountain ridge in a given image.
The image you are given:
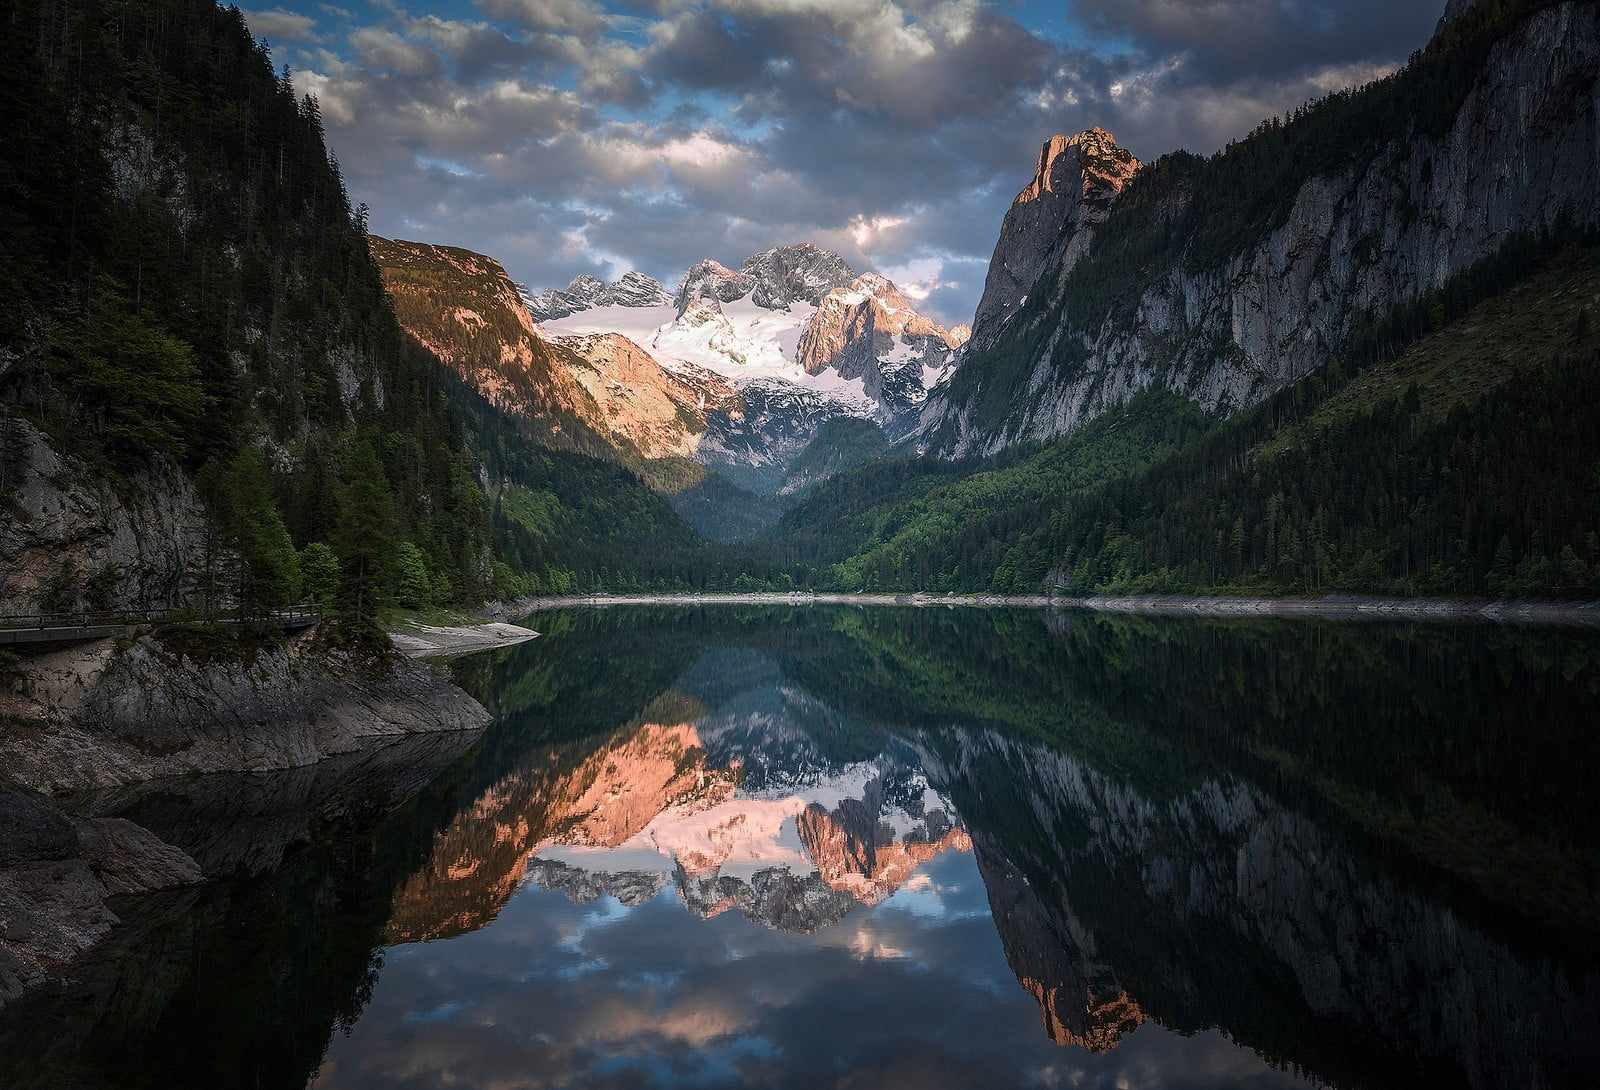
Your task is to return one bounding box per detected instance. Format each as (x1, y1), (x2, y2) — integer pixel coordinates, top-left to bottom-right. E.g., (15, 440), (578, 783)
(923, 0), (1600, 457)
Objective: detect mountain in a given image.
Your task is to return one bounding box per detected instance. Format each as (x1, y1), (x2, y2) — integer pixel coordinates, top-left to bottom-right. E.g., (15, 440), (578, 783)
(797, 273), (969, 433)
(965, 128), (1139, 357)
(745, 0), (1600, 600)
(922, 0), (1600, 457)
(523, 271), (672, 321)
(540, 242), (966, 449)
(0, 0), (495, 612)
(369, 235), (820, 540)
(375, 236), (969, 537)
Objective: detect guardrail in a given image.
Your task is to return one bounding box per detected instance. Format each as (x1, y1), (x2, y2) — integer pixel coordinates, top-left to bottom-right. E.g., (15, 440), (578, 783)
(0, 607), (185, 630)
(0, 605), (323, 645)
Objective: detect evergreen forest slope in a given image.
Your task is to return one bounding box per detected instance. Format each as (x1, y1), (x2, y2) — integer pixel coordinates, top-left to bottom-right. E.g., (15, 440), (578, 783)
(0, 0), (493, 612)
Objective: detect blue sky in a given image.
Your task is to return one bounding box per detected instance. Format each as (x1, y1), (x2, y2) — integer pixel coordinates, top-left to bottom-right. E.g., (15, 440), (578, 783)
(241, 0), (1442, 325)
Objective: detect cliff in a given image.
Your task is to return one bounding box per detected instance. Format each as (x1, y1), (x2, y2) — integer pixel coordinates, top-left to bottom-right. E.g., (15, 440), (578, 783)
(925, 1), (1600, 456)
(965, 129), (1140, 356)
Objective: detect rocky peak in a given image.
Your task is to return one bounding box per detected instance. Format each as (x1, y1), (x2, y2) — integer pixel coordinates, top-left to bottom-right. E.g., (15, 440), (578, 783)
(675, 259), (755, 315)
(740, 243), (858, 310)
(524, 271), (671, 321)
(967, 129), (1140, 352)
(609, 270), (671, 307)
(674, 244), (858, 316)
(796, 273), (963, 377)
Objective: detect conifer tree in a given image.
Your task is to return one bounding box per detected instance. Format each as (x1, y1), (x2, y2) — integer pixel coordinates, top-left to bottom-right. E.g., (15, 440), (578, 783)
(334, 439), (398, 624)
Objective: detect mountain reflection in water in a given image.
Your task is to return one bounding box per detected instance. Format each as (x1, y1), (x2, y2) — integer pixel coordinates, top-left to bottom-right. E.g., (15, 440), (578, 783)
(4, 606), (1597, 1090)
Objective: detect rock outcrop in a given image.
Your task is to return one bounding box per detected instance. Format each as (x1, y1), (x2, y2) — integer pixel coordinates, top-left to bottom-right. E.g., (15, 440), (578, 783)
(0, 419), (209, 613)
(966, 129), (1139, 355)
(0, 628), (491, 795)
(674, 259), (756, 314)
(0, 777), (202, 1009)
(926, 3), (1600, 456)
(797, 273), (967, 433)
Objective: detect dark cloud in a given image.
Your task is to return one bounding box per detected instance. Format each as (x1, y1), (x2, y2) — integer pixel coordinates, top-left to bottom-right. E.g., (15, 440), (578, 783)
(1068, 0), (1438, 83)
(248, 0), (1450, 326)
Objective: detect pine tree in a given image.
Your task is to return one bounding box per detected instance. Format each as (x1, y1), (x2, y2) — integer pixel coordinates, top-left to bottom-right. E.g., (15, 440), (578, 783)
(395, 542), (432, 609)
(333, 439), (398, 624)
(299, 541), (340, 606)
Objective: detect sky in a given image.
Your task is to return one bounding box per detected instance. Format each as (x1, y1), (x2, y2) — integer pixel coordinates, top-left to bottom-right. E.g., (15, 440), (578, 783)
(241, 0), (1443, 327)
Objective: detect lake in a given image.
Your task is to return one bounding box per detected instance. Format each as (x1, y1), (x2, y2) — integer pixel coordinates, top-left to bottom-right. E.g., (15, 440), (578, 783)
(4, 605), (1599, 1088)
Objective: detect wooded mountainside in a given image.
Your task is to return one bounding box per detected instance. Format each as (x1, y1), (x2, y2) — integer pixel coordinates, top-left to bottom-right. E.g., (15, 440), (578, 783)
(1, 0), (497, 615)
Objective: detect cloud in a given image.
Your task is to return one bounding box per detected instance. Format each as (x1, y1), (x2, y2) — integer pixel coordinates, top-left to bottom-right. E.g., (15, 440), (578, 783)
(265, 0), (1446, 327)
(474, 0), (609, 39)
(1066, 0), (1437, 83)
(241, 6), (320, 42)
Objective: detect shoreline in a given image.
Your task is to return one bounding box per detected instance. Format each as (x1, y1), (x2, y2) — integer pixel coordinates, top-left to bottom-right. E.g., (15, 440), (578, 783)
(388, 620), (540, 658)
(487, 591), (1600, 628)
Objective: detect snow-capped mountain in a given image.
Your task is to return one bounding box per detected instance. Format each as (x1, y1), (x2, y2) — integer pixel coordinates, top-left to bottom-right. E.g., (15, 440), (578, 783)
(523, 269), (672, 321)
(538, 243), (965, 445)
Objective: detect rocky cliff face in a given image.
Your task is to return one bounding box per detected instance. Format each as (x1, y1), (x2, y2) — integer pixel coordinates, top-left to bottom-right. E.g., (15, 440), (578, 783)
(797, 273), (968, 434)
(0, 419), (209, 613)
(966, 129), (1139, 356)
(925, 3), (1600, 456)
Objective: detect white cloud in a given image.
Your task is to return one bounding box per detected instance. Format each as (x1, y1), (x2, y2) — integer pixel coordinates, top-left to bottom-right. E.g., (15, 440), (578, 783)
(241, 6), (319, 42)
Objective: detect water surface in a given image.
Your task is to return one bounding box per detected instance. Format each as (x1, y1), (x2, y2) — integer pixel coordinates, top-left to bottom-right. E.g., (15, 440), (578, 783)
(5, 606), (1599, 1089)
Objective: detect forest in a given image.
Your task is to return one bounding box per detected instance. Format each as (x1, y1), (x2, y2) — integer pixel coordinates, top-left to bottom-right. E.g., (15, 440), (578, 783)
(1, 0), (494, 624)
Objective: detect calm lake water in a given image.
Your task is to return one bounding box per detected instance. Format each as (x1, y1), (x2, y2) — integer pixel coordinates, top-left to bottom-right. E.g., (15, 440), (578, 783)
(4, 606), (1600, 1089)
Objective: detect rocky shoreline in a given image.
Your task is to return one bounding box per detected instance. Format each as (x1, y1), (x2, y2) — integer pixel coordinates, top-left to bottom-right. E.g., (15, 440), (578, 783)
(0, 619), (519, 1013)
(493, 591), (1600, 628)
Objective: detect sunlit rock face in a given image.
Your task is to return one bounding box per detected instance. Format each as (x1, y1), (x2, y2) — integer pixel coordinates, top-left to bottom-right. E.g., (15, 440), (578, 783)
(796, 273), (967, 435)
(926, 8), (1600, 456)
(966, 128), (1140, 357)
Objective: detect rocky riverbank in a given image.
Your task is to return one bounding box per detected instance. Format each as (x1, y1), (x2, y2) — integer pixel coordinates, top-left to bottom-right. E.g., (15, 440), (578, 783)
(0, 619), (502, 1013)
